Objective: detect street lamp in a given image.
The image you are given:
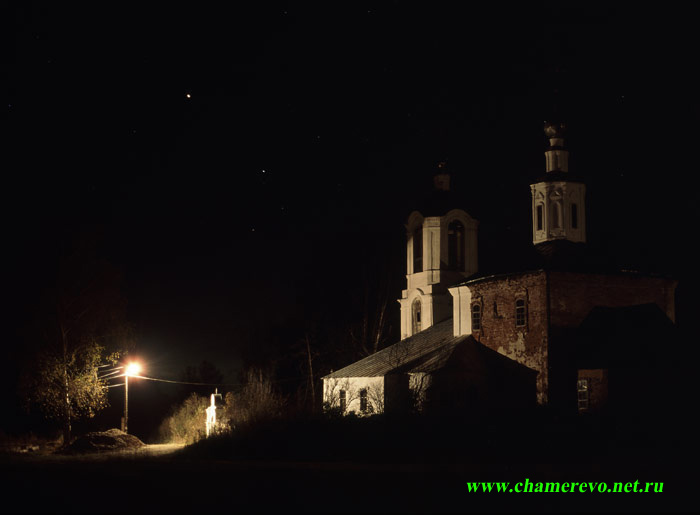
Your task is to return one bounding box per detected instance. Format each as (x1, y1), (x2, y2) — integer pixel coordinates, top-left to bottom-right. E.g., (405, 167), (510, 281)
(123, 362), (141, 434)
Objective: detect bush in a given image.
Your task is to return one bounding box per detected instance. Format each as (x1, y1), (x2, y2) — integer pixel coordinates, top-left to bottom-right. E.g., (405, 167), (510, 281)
(223, 368), (285, 429)
(158, 393), (209, 445)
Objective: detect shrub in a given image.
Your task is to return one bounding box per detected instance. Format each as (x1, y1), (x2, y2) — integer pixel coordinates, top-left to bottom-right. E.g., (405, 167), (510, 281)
(223, 368), (284, 429)
(158, 393), (208, 445)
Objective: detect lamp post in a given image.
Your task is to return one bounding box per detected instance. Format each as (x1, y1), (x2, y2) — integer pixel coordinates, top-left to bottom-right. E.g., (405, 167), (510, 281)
(123, 362), (141, 434)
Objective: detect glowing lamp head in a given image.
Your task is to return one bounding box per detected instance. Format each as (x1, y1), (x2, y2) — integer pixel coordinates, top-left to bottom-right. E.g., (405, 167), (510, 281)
(125, 363), (142, 377)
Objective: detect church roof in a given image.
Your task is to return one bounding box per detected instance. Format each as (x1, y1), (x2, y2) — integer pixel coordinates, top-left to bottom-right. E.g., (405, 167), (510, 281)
(323, 319), (466, 378)
(574, 303), (679, 369)
(407, 162), (482, 220)
(529, 240), (618, 272)
(406, 336), (539, 377)
(412, 188), (475, 218)
(404, 338), (463, 373)
(454, 239), (673, 288)
(324, 326), (541, 381)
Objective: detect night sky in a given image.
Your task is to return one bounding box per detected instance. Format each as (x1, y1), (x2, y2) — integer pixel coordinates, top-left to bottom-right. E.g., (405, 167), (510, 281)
(6, 3), (698, 431)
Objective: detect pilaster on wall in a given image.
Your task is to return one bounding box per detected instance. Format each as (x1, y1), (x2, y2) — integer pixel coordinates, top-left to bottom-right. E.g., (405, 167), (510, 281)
(448, 285), (472, 337)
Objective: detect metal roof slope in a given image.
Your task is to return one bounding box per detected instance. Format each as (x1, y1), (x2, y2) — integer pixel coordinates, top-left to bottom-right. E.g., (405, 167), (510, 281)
(323, 318), (459, 378)
(406, 335), (538, 377)
(405, 339), (464, 374)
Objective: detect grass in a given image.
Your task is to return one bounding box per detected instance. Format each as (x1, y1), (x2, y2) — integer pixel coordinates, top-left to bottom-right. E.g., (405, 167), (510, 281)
(1, 412), (695, 513)
(176, 408), (686, 465)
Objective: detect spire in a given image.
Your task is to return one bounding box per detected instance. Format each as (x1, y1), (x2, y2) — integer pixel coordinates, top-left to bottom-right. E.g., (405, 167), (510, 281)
(543, 121), (569, 173)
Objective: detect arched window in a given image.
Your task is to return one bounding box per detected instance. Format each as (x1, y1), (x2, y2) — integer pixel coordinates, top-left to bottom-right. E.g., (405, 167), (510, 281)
(448, 220), (465, 270)
(571, 203), (578, 229)
(471, 303), (481, 331)
(413, 225), (423, 273)
(412, 298), (422, 334)
(536, 204), (544, 231)
(515, 299), (527, 327)
(551, 201), (562, 229)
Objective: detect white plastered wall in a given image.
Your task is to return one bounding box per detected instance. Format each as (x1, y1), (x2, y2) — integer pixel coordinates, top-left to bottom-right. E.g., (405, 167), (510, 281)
(322, 376), (385, 416)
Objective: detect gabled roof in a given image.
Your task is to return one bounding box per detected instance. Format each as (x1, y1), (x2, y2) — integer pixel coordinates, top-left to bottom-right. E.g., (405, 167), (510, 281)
(406, 336), (538, 378)
(323, 319), (464, 378)
(405, 339), (463, 374)
(453, 239), (676, 289)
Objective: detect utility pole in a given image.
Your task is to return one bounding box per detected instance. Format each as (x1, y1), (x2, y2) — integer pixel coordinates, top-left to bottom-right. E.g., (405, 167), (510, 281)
(122, 362), (141, 434)
(124, 373), (129, 434)
(305, 333), (316, 413)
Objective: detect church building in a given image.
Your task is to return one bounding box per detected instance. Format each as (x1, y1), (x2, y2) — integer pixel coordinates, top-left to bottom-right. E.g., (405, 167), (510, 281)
(322, 121), (678, 416)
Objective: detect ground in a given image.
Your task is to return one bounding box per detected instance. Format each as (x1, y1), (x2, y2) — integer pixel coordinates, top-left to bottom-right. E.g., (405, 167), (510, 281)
(0, 432), (695, 513)
(1, 414), (695, 513)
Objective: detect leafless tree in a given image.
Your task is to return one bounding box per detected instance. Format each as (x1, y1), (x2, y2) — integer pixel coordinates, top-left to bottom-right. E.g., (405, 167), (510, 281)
(408, 373), (432, 413)
(366, 382), (385, 414)
(348, 260), (395, 358)
(323, 377), (359, 414)
(303, 332), (318, 413)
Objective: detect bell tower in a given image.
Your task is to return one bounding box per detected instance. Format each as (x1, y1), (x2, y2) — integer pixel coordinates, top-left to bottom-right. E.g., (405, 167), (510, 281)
(399, 162), (478, 339)
(530, 121), (586, 245)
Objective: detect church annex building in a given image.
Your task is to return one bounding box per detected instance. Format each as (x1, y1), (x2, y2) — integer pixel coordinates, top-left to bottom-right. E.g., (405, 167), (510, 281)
(322, 122), (678, 416)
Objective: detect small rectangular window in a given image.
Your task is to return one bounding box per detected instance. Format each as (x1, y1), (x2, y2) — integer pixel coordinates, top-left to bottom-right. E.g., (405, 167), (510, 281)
(360, 389), (368, 412)
(536, 205), (543, 231)
(339, 390), (347, 412)
(577, 379), (589, 412)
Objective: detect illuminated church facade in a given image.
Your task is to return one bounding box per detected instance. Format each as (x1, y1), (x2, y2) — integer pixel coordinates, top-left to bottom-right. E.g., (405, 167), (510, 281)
(322, 122), (678, 416)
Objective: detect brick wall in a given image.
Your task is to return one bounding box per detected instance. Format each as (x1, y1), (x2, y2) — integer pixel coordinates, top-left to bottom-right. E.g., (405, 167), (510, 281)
(462, 269), (676, 409)
(468, 271), (549, 404)
(549, 271), (677, 327)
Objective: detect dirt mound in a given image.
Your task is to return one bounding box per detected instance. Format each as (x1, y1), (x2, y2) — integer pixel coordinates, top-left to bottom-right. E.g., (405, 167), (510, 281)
(63, 429), (145, 454)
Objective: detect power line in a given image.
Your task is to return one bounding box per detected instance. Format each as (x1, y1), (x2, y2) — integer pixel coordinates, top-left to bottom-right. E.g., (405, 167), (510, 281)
(132, 375), (241, 387)
(104, 372), (305, 388)
(99, 370), (123, 379)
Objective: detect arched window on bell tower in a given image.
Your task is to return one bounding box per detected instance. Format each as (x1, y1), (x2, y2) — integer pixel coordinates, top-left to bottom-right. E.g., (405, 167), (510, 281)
(412, 298), (422, 334)
(551, 202), (561, 229)
(413, 225), (423, 273)
(448, 220), (465, 271)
